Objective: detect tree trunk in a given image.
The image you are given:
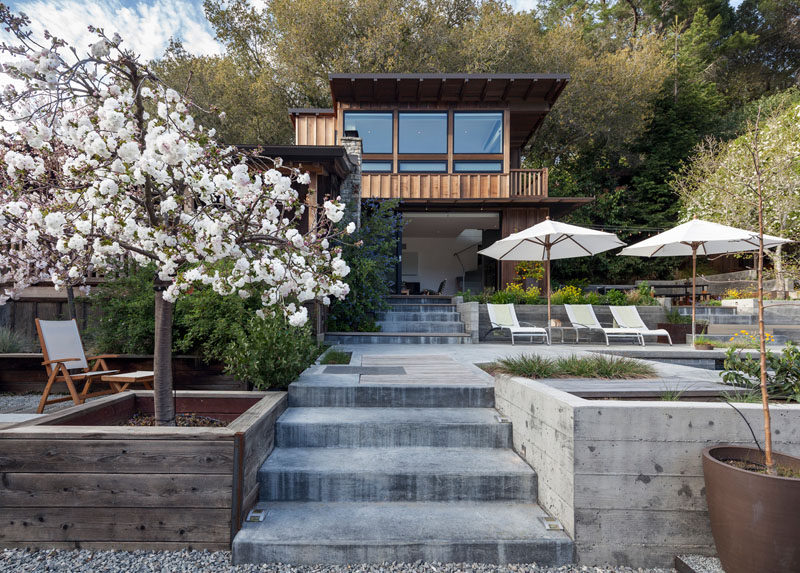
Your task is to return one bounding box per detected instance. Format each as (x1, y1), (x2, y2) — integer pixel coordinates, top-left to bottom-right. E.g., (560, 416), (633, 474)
(153, 285), (176, 426)
(66, 286), (77, 321)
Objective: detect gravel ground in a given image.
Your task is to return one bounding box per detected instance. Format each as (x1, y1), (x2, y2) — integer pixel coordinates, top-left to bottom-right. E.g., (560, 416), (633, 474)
(0, 393), (101, 414)
(0, 550), (676, 573)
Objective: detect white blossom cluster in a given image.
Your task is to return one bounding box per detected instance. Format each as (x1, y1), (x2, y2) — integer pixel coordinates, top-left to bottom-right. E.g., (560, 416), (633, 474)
(0, 24), (355, 328)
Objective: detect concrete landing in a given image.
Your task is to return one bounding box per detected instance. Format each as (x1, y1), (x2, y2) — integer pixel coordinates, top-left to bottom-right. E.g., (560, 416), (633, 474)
(232, 501), (574, 565)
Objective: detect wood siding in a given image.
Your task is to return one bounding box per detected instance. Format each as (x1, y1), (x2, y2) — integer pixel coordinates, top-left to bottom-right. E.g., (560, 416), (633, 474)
(0, 391), (287, 550)
(361, 169), (546, 200)
(501, 207), (549, 288)
(294, 115), (336, 146)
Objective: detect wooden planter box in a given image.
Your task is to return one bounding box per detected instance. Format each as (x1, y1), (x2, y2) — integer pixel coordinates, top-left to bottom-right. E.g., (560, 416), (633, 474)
(0, 390), (287, 550)
(0, 354), (246, 394)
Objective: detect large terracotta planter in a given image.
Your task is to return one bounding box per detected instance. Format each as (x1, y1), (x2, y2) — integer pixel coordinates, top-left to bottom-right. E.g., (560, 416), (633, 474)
(703, 445), (800, 573)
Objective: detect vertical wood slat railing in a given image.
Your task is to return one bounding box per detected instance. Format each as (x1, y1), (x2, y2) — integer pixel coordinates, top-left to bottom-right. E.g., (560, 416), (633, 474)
(509, 168), (548, 197)
(361, 169), (548, 200)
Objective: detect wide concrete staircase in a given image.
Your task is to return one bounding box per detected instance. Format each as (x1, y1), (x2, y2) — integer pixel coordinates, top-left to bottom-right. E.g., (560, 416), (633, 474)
(232, 367), (573, 565)
(325, 295), (472, 344)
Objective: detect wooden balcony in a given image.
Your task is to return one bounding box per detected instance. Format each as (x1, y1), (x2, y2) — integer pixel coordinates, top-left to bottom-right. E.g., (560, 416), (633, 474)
(361, 169), (547, 200)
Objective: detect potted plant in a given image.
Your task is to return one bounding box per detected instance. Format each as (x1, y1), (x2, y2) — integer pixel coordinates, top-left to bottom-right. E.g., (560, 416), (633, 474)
(692, 334), (715, 351)
(693, 106), (800, 573)
(657, 309), (707, 344)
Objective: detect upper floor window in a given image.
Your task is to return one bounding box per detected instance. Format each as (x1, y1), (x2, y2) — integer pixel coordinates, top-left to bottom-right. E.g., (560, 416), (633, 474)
(344, 111), (393, 153)
(399, 112), (447, 154)
(453, 112), (503, 154)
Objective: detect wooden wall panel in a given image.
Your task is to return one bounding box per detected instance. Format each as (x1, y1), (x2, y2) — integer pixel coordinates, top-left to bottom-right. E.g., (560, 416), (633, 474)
(500, 207), (549, 288)
(295, 115), (335, 145)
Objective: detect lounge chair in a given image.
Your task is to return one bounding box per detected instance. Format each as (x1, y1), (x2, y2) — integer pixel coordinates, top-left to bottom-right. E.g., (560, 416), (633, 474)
(34, 318), (152, 413)
(486, 303), (550, 345)
(609, 305), (672, 346)
(563, 304), (643, 346)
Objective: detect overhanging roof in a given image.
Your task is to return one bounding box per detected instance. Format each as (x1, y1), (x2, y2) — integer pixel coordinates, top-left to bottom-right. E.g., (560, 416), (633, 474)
(398, 196), (594, 218)
(238, 144), (355, 178)
(329, 73), (569, 148)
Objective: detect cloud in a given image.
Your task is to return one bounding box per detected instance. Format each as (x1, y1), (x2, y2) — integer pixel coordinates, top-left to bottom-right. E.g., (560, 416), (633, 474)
(508, 0), (539, 12)
(6, 0), (222, 60)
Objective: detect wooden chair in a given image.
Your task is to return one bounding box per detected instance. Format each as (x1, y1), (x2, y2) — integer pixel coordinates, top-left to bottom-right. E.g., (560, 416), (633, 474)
(34, 318), (150, 413)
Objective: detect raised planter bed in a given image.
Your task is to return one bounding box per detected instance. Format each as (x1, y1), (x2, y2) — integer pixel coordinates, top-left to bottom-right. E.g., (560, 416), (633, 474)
(0, 354), (245, 394)
(0, 390), (286, 550)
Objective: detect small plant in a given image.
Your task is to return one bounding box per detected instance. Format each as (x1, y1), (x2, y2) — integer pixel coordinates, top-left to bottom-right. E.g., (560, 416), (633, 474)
(604, 289), (627, 306)
(693, 335), (716, 346)
(728, 329), (775, 348)
(722, 342), (800, 402)
(665, 308), (693, 324)
(550, 285), (585, 305)
(513, 261), (544, 283)
(487, 353), (657, 379)
(723, 288), (757, 300)
(660, 388), (686, 401)
(320, 348), (352, 365)
(0, 326), (27, 353)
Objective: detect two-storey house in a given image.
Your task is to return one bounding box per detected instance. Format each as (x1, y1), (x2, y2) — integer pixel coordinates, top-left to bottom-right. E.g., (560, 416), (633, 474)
(279, 73), (592, 294)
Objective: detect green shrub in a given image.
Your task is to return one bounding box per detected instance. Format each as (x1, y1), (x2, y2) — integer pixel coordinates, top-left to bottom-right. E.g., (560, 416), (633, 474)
(604, 289), (627, 306)
(0, 326), (27, 352)
(722, 343), (800, 402)
(224, 313), (322, 390)
(327, 200), (402, 332)
(489, 353), (656, 379)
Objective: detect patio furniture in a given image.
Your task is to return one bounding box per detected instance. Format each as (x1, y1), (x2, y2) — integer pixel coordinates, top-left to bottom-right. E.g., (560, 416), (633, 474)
(609, 305), (672, 346)
(34, 318), (152, 413)
(563, 304), (643, 346)
(486, 303), (550, 345)
(101, 371), (154, 392)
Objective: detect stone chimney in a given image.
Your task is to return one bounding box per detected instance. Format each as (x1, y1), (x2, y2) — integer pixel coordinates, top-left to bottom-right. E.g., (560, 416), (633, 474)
(339, 136), (362, 229)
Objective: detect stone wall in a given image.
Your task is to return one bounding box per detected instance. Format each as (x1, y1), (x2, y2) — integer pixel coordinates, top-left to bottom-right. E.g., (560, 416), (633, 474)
(455, 299), (479, 343)
(478, 304), (667, 343)
(495, 374), (800, 567)
(339, 136), (362, 228)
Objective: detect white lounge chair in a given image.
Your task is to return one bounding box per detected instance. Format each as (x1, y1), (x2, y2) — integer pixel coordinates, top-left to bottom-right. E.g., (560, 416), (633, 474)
(610, 305), (672, 346)
(563, 304), (643, 346)
(35, 318), (152, 413)
(486, 303), (550, 345)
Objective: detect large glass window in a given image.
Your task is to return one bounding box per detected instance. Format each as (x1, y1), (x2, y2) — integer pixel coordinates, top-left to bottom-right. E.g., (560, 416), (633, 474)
(399, 112), (447, 154)
(343, 112), (393, 154)
(398, 161), (447, 173)
(453, 160), (502, 173)
(454, 112), (503, 154)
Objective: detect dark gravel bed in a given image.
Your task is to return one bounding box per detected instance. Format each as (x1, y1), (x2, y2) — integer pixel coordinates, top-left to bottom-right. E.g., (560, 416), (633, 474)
(0, 549), (676, 573)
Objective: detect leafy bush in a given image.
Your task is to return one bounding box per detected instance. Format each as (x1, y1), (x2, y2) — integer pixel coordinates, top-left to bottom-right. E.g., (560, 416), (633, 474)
(460, 282), (659, 306)
(327, 200), (402, 332)
(604, 289), (628, 306)
(224, 313), (321, 390)
(550, 285), (585, 305)
(665, 308), (693, 324)
(513, 261), (544, 282)
(0, 326), (28, 352)
(722, 343), (800, 402)
(723, 288), (757, 299)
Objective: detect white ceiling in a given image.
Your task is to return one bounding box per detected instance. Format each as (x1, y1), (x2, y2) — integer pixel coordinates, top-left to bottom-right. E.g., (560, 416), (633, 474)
(402, 212), (500, 238)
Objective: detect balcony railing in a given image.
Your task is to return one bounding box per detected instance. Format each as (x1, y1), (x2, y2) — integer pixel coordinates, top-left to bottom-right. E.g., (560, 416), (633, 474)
(361, 168), (547, 200)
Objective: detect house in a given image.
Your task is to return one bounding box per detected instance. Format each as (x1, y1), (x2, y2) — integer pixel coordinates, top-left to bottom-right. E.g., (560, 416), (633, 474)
(273, 73), (592, 295)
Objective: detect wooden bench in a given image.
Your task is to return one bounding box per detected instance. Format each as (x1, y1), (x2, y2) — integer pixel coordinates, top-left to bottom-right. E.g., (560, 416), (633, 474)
(101, 371), (154, 392)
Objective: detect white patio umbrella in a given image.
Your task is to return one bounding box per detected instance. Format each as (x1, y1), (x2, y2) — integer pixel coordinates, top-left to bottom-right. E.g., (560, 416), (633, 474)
(619, 218), (792, 343)
(478, 217), (626, 324)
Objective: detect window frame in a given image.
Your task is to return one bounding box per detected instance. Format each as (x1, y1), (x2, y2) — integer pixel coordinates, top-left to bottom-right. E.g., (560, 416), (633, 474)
(397, 110), (449, 155)
(343, 110), (394, 154)
(397, 159), (449, 174)
(453, 110), (504, 156)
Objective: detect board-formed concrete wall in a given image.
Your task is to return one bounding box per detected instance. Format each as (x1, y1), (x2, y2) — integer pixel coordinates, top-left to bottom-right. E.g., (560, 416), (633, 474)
(495, 374), (800, 568)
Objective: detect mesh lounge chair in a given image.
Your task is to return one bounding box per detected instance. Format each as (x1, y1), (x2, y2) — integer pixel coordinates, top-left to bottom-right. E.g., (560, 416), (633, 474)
(486, 303), (550, 345)
(563, 304), (643, 346)
(609, 305), (672, 346)
(34, 318), (152, 413)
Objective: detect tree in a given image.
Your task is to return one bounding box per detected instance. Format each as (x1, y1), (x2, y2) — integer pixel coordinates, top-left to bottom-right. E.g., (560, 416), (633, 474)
(0, 7), (354, 425)
(675, 97), (800, 290)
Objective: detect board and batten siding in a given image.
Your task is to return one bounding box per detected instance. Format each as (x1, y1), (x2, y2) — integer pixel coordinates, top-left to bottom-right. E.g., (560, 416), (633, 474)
(294, 114), (336, 146)
(0, 391), (287, 550)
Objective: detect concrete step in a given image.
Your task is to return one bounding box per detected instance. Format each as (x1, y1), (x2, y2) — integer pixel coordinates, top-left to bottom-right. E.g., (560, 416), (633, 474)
(276, 407), (511, 448)
(376, 321), (466, 333)
(259, 447), (536, 502)
(288, 382), (494, 408)
(386, 296), (454, 305)
(376, 311), (463, 321)
(387, 304), (458, 312)
(232, 501), (574, 565)
(325, 332), (472, 344)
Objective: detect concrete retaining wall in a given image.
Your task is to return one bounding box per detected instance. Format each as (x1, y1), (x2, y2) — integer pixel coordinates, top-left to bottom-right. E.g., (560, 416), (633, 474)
(495, 374), (800, 568)
(479, 305), (666, 343)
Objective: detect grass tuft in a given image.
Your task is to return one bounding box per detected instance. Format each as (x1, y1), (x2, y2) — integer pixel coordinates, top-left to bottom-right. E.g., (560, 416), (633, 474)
(488, 353), (657, 380)
(320, 348), (352, 365)
(0, 327), (28, 353)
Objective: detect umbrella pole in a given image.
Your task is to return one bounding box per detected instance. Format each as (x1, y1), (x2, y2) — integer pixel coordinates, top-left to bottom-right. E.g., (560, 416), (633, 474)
(546, 246), (551, 325)
(692, 245), (697, 345)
